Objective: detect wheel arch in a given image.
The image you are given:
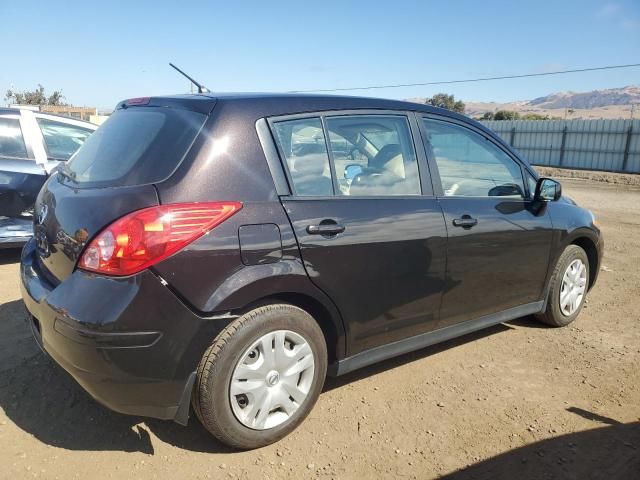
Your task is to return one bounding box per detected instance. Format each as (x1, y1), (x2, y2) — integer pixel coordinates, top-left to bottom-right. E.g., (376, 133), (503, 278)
(237, 292), (344, 364)
(570, 235), (599, 291)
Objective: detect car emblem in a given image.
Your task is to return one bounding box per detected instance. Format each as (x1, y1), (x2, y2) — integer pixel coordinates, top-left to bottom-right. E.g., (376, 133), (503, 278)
(266, 371), (280, 386)
(38, 204), (48, 225)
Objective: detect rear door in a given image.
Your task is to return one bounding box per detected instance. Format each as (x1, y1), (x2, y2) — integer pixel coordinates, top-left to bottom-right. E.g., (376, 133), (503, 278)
(33, 113), (95, 173)
(419, 115), (553, 327)
(0, 111), (47, 218)
(271, 111), (448, 356)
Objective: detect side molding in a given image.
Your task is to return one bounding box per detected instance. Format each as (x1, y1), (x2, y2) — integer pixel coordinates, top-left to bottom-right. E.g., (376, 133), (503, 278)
(329, 301), (544, 376)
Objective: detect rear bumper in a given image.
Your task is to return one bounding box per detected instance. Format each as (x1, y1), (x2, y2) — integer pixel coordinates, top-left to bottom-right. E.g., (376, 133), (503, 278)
(0, 216), (32, 249)
(20, 239), (228, 423)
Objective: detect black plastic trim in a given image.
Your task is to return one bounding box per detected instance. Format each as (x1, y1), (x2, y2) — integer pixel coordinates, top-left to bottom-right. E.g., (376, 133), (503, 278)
(255, 118), (291, 196)
(53, 317), (162, 349)
(174, 371), (197, 426)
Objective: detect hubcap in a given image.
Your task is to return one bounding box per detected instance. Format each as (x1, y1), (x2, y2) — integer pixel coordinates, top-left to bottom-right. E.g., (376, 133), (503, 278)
(560, 259), (587, 316)
(229, 330), (315, 430)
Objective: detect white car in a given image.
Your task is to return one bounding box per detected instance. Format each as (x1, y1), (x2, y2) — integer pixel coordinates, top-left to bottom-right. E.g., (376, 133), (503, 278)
(0, 108), (97, 247)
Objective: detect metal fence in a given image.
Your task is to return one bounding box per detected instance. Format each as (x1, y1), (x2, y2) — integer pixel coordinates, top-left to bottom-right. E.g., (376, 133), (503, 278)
(480, 119), (640, 174)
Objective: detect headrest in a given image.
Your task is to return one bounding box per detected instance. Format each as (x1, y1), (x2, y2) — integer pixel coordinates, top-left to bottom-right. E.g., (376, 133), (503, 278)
(294, 153), (327, 176)
(371, 144), (402, 169)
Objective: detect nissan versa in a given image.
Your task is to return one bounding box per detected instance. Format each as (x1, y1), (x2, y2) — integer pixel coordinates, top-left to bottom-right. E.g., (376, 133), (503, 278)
(20, 93), (603, 449)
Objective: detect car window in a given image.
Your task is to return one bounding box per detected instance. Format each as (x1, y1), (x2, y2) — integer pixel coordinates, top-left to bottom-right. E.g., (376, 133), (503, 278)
(0, 117), (29, 159)
(526, 171), (538, 198)
(272, 118), (334, 196)
(325, 116), (420, 196)
(36, 118), (93, 161)
(423, 119), (525, 198)
(64, 107), (205, 187)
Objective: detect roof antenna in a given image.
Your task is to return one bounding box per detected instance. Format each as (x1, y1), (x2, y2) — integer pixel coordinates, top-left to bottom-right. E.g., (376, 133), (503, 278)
(169, 62), (209, 94)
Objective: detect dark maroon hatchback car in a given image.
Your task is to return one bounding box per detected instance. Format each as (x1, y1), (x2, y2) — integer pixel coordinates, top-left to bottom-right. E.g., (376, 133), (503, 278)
(21, 93), (602, 448)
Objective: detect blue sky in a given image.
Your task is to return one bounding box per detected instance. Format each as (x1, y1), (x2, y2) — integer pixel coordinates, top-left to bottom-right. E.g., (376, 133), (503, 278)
(1, 0), (639, 110)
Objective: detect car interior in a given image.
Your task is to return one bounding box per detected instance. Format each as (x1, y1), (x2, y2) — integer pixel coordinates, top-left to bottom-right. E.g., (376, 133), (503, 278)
(423, 119), (526, 198)
(277, 116), (421, 196)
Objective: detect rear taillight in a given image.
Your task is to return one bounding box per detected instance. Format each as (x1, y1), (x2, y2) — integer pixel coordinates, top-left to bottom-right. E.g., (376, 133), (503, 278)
(78, 202), (242, 276)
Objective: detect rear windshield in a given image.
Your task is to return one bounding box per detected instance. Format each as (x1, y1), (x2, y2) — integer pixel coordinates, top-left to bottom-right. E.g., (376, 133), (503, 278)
(62, 106), (206, 187)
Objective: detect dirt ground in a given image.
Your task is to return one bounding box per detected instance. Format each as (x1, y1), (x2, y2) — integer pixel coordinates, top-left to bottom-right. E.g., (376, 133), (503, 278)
(0, 178), (638, 480)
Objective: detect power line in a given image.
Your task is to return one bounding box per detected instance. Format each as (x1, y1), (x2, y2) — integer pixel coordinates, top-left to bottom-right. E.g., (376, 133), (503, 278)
(288, 63), (640, 93)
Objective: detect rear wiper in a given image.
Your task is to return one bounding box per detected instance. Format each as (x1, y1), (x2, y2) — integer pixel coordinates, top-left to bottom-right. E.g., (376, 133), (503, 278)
(56, 164), (77, 183)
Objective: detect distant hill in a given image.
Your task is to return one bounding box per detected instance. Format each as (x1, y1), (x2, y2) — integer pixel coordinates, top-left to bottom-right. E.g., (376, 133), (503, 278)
(407, 86), (640, 120)
(528, 86), (640, 109)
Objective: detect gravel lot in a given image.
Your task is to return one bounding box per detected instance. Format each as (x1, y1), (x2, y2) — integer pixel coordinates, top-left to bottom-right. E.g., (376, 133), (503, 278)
(0, 178), (638, 479)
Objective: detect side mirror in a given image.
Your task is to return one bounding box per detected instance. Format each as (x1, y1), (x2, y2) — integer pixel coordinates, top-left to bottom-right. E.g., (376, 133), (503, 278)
(344, 164), (364, 181)
(535, 177), (562, 201)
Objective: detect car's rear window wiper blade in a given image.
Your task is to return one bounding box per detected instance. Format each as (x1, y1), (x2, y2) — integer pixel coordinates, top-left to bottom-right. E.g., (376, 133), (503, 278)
(56, 165), (77, 183)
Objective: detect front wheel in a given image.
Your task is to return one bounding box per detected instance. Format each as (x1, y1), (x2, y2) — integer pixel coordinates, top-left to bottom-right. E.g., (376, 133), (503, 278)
(536, 245), (589, 327)
(193, 304), (327, 449)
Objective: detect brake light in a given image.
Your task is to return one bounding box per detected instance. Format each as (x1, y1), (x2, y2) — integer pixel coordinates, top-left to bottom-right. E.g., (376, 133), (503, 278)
(78, 202), (242, 276)
(126, 97), (150, 105)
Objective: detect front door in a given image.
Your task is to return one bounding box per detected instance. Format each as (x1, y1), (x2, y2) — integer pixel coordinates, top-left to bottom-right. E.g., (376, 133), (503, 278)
(0, 112), (47, 218)
(420, 116), (553, 327)
(272, 113), (448, 356)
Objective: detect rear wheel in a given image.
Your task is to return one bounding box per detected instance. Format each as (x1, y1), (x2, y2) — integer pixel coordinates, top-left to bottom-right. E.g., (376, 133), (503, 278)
(536, 245), (589, 327)
(193, 304), (327, 449)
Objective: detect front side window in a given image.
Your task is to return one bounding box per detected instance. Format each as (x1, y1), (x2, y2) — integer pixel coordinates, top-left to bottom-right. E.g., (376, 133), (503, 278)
(37, 118), (93, 161)
(423, 119), (525, 198)
(0, 117), (28, 159)
(526, 171), (538, 198)
(325, 116), (420, 196)
(272, 118), (333, 196)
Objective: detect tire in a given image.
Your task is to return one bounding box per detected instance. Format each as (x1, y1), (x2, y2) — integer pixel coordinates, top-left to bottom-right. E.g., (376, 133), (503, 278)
(536, 245), (590, 327)
(193, 303), (327, 449)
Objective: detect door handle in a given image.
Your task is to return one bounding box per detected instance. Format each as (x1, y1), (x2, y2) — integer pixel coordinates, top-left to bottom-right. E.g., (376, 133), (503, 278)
(306, 223), (345, 235)
(452, 215), (478, 229)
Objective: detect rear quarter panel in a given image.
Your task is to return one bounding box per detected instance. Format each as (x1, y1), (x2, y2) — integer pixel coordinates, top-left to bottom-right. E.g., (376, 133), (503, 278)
(152, 100), (347, 357)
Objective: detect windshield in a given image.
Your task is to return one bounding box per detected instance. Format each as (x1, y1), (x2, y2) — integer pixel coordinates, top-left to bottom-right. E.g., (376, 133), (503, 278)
(63, 106), (206, 187)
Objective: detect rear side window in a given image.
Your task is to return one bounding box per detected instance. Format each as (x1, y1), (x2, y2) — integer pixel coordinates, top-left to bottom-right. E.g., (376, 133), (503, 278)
(37, 118), (93, 161)
(272, 118), (334, 196)
(272, 114), (421, 197)
(0, 117), (28, 159)
(325, 116), (420, 196)
(64, 107), (206, 187)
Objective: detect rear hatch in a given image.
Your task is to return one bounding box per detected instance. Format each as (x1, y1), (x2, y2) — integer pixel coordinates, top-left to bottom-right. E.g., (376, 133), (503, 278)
(33, 95), (215, 283)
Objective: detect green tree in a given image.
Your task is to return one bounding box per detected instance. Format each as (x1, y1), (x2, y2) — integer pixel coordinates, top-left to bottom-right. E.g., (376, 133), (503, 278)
(5, 84), (66, 106)
(521, 113), (551, 120)
(480, 111), (555, 121)
(493, 110), (521, 121)
(425, 93), (465, 114)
